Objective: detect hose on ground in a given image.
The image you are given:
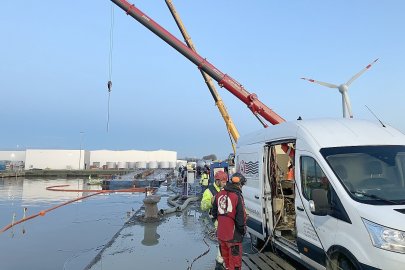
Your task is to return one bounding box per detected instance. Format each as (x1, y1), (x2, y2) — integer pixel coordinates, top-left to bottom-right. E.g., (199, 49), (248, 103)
(159, 195), (199, 215)
(0, 185), (154, 233)
(186, 237), (210, 270)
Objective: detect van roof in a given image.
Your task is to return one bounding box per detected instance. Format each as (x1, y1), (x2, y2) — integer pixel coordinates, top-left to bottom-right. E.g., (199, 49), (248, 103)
(238, 118), (405, 149)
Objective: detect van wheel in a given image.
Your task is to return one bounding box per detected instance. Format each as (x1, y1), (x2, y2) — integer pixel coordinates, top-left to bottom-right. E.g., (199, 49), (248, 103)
(328, 253), (358, 270)
(249, 233), (266, 250)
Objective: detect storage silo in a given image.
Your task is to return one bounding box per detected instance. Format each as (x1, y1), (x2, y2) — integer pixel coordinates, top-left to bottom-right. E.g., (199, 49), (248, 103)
(169, 161), (176, 169)
(136, 161), (147, 169)
(127, 162), (136, 169)
(159, 161), (169, 169)
(148, 161), (158, 169)
(106, 162), (116, 169)
(117, 162), (127, 169)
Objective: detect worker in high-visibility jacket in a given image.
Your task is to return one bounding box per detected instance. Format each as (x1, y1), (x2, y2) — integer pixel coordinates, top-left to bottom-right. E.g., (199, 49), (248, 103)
(199, 170), (210, 192)
(201, 171), (227, 214)
(200, 170), (228, 268)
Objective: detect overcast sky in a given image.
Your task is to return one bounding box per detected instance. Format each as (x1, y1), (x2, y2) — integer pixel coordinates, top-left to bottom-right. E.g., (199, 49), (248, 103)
(1, 1), (405, 159)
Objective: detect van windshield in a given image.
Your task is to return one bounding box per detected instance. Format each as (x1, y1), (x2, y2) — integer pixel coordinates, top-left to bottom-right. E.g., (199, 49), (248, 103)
(320, 145), (405, 205)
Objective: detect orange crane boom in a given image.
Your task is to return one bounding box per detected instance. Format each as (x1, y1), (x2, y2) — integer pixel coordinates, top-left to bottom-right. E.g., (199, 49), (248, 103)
(111, 0), (285, 127)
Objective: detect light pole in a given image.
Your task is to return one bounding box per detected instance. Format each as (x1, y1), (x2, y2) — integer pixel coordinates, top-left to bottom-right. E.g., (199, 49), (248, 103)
(79, 131), (85, 170)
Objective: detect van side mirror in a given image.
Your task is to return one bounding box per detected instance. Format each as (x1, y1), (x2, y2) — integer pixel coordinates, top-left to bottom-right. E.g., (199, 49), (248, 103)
(309, 189), (330, 216)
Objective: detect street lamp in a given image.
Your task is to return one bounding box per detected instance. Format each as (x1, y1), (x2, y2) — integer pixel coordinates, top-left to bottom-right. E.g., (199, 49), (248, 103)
(79, 131), (85, 170)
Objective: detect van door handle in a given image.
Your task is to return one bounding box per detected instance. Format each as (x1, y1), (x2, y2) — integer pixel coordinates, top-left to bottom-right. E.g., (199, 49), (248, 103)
(296, 206), (304, 211)
(254, 195), (260, 199)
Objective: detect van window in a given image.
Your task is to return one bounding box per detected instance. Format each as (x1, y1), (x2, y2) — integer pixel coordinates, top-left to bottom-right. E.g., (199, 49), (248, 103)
(321, 145), (405, 205)
(300, 156), (330, 200)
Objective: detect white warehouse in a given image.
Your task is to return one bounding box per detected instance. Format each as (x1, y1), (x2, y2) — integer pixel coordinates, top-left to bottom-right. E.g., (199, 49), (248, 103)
(25, 149), (90, 170)
(14, 149), (177, 170)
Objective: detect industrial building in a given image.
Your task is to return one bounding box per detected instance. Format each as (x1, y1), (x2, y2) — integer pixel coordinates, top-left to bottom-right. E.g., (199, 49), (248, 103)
(0, 149), (177, 170)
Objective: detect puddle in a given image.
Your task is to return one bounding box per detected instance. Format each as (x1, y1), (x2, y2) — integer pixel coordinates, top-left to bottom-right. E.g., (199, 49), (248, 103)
(0, 179), (220, 270)
(85, 188), (218, 270)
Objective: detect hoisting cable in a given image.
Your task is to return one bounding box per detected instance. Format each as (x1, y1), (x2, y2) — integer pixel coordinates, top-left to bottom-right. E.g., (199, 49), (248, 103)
(106, 3), (115, 132)
(0, 185), (155, 233)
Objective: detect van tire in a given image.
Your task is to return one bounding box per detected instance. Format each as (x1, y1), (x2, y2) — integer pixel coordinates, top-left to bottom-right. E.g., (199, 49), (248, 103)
(249, 233), (266, 250)
(327, 252), (358, 270)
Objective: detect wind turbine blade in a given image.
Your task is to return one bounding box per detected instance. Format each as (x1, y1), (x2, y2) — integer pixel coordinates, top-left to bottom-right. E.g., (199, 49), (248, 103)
(343, 91), (353, 118)
(346, 58), (379, 86)
(301, 77), (338, 88)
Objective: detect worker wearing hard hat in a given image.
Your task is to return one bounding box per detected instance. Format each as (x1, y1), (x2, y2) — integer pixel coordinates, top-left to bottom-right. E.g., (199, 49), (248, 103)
(212, 172), (247, 270)
(199, 169), (210, 192)
(200, 170), (228, 268)
(201, 170), (227, 218)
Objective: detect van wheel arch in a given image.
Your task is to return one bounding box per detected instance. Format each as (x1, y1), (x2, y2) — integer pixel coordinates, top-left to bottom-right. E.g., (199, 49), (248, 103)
(326, 246), (361, 270)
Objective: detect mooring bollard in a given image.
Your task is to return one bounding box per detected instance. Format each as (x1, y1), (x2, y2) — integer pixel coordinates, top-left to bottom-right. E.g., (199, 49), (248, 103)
(143, 195), (161, 220)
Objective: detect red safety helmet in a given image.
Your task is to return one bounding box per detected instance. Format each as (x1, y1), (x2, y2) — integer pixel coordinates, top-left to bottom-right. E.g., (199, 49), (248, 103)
(214, 171), (228, 182)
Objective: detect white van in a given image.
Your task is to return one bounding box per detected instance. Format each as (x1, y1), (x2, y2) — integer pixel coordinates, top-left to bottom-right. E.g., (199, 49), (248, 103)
(237, 118), (405, 270)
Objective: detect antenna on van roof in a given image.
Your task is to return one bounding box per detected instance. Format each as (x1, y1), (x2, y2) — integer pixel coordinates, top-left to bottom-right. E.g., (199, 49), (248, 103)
(365, 105), (385, 127)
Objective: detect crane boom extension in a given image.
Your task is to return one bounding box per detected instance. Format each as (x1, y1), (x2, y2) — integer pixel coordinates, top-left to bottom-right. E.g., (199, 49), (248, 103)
(165, 0), (239, 153)
(111, 0), (285, 126)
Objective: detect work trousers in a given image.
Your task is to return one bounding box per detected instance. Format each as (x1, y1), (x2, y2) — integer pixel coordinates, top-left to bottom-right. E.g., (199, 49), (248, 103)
(219, 240), (242, 270)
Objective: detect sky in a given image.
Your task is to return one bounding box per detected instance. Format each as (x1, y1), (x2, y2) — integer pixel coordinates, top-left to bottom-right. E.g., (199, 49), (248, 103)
(1, 1), (405, 159)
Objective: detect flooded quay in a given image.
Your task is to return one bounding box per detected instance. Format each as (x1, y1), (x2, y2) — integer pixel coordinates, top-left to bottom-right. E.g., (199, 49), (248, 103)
(0, 177), (219, 270)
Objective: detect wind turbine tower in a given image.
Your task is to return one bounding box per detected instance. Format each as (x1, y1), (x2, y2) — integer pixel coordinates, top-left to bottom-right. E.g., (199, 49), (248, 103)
(301, 58), (379, 118)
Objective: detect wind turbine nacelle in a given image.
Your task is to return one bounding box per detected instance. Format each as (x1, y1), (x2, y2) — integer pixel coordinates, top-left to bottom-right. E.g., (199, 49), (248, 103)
(338, 84), (349, 93)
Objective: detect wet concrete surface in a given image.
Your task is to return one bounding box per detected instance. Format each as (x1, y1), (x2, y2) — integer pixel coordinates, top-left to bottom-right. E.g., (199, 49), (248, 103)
(85, 187), (219, 270)
(1, 178), (303, 270)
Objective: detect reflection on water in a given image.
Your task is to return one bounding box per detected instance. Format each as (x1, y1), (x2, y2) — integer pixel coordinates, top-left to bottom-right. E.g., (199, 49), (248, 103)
(0, 178), (144, 270)
(86, 195), (217, 270)
(1, 179), (218, 270)
(142, 223), (160, 246)
(22, 179), (86, 204)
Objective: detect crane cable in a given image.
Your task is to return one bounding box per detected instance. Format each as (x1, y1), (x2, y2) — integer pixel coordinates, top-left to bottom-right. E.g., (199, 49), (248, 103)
(107, 4), (115, 132)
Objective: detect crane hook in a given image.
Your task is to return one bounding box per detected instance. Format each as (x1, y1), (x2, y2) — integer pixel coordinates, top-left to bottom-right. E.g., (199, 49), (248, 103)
(107, 80), (112, 92)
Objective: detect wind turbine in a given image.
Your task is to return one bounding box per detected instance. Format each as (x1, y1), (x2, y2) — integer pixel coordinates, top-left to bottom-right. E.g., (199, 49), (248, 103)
(301, 58), (379, 118)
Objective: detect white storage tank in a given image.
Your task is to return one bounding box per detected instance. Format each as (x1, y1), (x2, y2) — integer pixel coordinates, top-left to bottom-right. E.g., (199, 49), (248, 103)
(136, 161), (147, 169)
(127, 162), (136, 169)
(148, 161), (158, 169)
(117, 162), (127, 169)
(169, 162), (176, 169)
(159, 161), (169, 169)
(106, 162), (116, 169)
